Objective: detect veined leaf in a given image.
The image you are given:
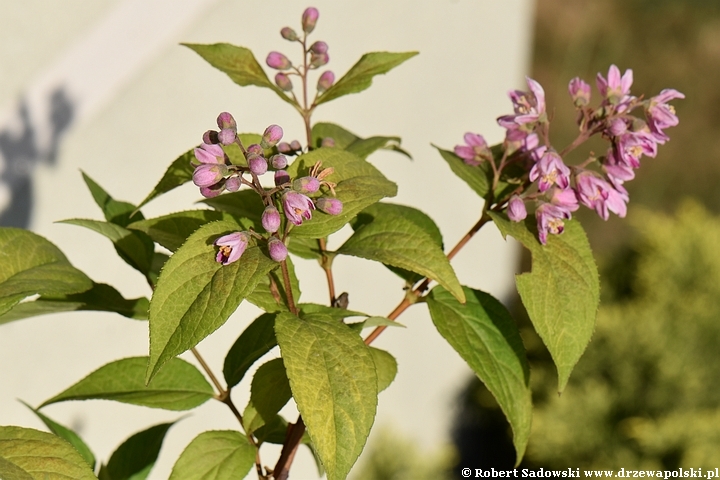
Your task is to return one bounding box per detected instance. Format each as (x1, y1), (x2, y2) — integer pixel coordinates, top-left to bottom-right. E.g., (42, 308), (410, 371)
(490, 212), (599, 392)
(223, 313), (278, 388)
(434, 146), (492, 199)
(146, 221), (277, 382)
(81, 171), (141, 227)
(250, 358), (292, 423)
(136, 149), (195, 210)
(98, 422), (175, 480)
(199, 189), (266, 226)
(315, 51), (418, 105)
(169, 431), (255, 480)
(41, 357), (213, 411)
(369, 347), (397, 393)
(0, 426), (96, 479)
(286, 148), (397, 238)
(298, 303), (368, 321)
(275, 312), (377, 480)
(337, 202), (465, 303)
(427, 285), (532, 464)
(0, 228), (91, 317)
(246, 256), (301, 313)
(311, 122), (411, 159)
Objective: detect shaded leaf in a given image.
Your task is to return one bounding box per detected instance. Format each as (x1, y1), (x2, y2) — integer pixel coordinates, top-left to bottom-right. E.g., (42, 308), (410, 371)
(347, 316), (405, 334)
(0, 426), (96, 479)
(82, 171), (141, 226)
(246, 256), (301, 313)
(0, 228), (92, 317)
(136, 149), (195, 210)
(427, 285), (532, 464)
(169, 431), (255, 480)
(287, 235), (322, 260)
(223, 313), (278, 388)
(490, 212), (599, 392)
(434, 146), (492, 199)
(41, 357), (213, 411)
(369, 347), (397, 393)
(275, 312), (377, 480)
(252, 414), (288, 445)
(147, 221), (277, 382)
(311, 122), (411, 159)
(315, 51), (418, 105)
(199, 189), (266, 226)
(338, 203), (465, 303)
(100, 422), (174, 480)
(250, 358), (292, 423)
(299, 303), (368, 321)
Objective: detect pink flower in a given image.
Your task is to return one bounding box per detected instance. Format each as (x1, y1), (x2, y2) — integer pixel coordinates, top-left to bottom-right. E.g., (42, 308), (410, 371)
(193, 163), (228, 187)
(283, 191), (315, 225)
(317, 71), (335, 93)
(302, 7), (319, 33)
(507, 195), (527, 222)
(454, 132), (491, 166)
(575, 172), (628, 220)
(535, 203), (570, 245)
(596, 65), (633, 106)
(646, 89), (684, 143)
(548, 187), (579, 214)
(261, 124), (284, 149)
(316, 197), (343, 215)
(568, 77), (591, 107)
(497, 77), (547, 128)
(193, 142), (225, 165)
(262, 206), (281, 233)
(266, 52), (291, 70)
(529, 151), (571, 192)
(214, 232), (249, 265)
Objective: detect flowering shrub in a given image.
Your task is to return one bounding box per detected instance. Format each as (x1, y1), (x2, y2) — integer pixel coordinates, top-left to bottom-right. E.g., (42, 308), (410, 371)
(0, 7), (681, 480)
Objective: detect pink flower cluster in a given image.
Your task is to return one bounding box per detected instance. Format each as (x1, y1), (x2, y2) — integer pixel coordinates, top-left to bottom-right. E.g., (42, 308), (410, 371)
(454, 65), (683, 244)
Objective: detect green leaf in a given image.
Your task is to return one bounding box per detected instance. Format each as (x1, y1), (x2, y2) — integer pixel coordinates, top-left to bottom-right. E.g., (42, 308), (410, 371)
(250, 358), (292, 423)
(40, 356), (213, 411)
(0, 282), (148, 325)
(60, 219), (155, 276)
(100, 422), (174, 480)
(311, 122), (411, 159)
(337, 203), (465, 303)
(169, 431), (255, 480)
(427, 285), (532, 464)
(147, 221), (277, 382)
(246, 256), (301, 313)
(298, 303), (368, 321)
(136, 149), (195, 210)
(347, 316), (406, 334)
(199, 189), (266, 225)
(286, 148), (397, 238)
(19, 401), (95, 469)
(369, 347), (397, 393)
(252, 414), (289, 445)
(82, 171), (141, 227)
(287, 235), (322, 259)
(490, 212), (599, 393)
(0, 228), (92, 317)
(0, 426), (96, 479)
(183, 43), (293, 105)
(223, 313), (278, 388)
(128, 210), (244, 253)
(275, 312), (378, 480)
(434, 146), (492, 199)
(315, 51), (418, 106)
(241, 402), (265, 436)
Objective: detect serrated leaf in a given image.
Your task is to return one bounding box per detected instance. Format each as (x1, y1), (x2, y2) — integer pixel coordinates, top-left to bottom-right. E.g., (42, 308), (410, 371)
(490, 212), (599, 393)
(128, 210), (244, 253)
(183, 43), (293, 105)
(82, 171), (141, 227)
(369, 347), (397, 393)
(286, 148), (397, 238)
(199, 189), (266, 225)
(246, 256), (301, 313)
(136, 149), (195, 210)
(147, 221), (277, 382)
(100, 422), (175, 480)
(60, 219), (155, 276)
(427, 285), (532, 464)
(315, 51), (418, 105)
(275, 312), (377, 480)
(19, 401), (95, 469)
(0, 426), (96, 479)
(299, 303), (368, 321)
(223, 313), (278, 388)
(0, 228), (92, 317)
(169, 431), (255, 480)
(0, 282), (148, 325)
(337, 203), (465, 303)
(251, 358), (292, 423)
(434, 146), (492, 199)
(311, 122), (411, 159)
(40, 357), (213, 411)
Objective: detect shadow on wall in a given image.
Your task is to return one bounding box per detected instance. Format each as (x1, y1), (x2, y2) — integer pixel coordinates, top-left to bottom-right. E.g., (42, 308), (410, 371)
(0, 87), (74, 227)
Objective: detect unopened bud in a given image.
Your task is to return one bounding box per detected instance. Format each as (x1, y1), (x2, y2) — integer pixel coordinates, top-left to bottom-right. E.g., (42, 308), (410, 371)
(275, 170), (290, 186)
(200, 179), (226, 198)
(247, 144), (263, 156)
(266, 51), (291, 70)
(321, 137), (335, 147)
(203, 130), (219, 145)
(225, 176), (241, 192)
(316, 197), (343, 215)
(261, 124), (284, 149)
(292, 176), (320, 194)
(290, 140), (302, 151)
(218, 129), (236, 146)
(193, 163), (228, 187)
(277, 142), (292, 154)
(268, 237), (288, 262)
(217, 112), (237, 130)
(275, 72), (293, 92)
(317, 71), (335, 93)
(271, 154), (288, 169)
(507, 195), (527, 222)
(310, 52), (329, 68)
(281, 26), (298, 41)
(310, 41), (328, 54)
(262, 206), (281, 233)
(302, 7), (319, 34)
(248, 156), (268, 176)
(568, 77), (591, 107)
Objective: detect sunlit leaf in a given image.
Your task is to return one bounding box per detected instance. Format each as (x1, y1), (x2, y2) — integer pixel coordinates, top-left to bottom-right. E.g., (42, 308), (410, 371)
(169, 431), (255, 480)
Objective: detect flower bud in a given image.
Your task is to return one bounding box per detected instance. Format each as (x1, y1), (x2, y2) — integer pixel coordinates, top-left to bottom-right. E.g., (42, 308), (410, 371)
(268, 237), (288, 262)
(310, 41), (328, 54)
(225, 176), (241, 192)
(302, 7), (319, 33)
(249, 156), (268, 176)
(203, 130), (219, 145)
(290, 140), (302, 151)
(193, 163), (228, 187)
(292, 176), (320, 194)
(316, 197), (343, 215)
(247, 144), (263, 156)
(275, 170), (290, 186)
(281, 26), (298, 41)
(261, 124), (284, 149)
(271, 154), (288, 169)
(262, 206), (281, 233)
(310, 52), (329, 68)
(217, 112), (237, 130)
(200, 179), (226, 198)
(277, 142), (292, 154)
(194, 142), (225, 164)
(275, 72), (293, 92)
(321, 137), (335, 147)
(317, 70), (335, 93)
(266, 51), (291, 70)
(507, 195), (527, 222)
(568, 77), (591, 107)
(218, 129), (236, 146)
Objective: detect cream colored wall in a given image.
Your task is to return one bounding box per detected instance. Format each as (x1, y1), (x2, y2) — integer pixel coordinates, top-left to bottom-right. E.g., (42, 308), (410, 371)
(0, 1), (534, 477)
